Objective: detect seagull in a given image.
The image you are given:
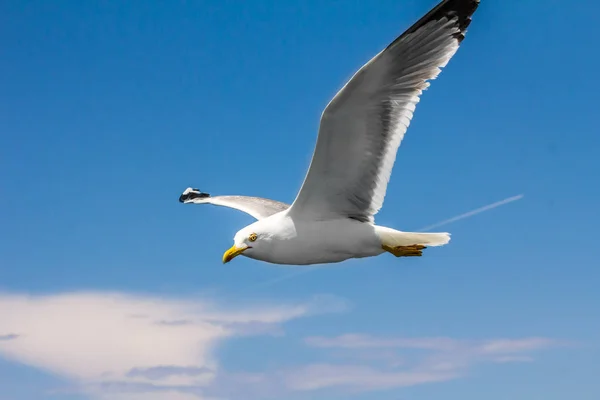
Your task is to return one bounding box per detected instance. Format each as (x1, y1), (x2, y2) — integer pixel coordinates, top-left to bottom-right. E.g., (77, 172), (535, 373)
(180, 0), (480, 265)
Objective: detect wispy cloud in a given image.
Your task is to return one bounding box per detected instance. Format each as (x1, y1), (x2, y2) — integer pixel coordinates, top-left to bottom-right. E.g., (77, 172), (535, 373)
(0, 291), (566, 399)
(305, 334), (458, 351)
(286, 364), (458, 391)
(126, 366), (214, 381)
(304, 334), (560, 353)
(0, 291), (346, 399)
(294, 333), (564, 392)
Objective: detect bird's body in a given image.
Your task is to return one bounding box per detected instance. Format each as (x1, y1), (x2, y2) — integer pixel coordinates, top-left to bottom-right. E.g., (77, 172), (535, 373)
(227, 211), (452, 265)
(179, 0), (480, 266)
(235, 213), (383, 265)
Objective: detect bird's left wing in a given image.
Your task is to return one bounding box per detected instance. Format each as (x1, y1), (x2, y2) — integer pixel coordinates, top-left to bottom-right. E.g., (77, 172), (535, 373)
(179, 188), (289, 220)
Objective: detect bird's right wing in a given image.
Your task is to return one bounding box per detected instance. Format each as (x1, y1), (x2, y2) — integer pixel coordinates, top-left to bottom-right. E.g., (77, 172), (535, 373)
(179, 188), (290, 220)
(288, 0), (479, 223)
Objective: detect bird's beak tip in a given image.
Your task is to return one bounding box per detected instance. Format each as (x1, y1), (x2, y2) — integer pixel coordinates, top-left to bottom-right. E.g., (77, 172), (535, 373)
(222, 244), (247, 264)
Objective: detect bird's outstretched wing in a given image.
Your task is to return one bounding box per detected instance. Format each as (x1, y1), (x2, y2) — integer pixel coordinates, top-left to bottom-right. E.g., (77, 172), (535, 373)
(179, 188), (290, 220)
(289, 0), (480, 223)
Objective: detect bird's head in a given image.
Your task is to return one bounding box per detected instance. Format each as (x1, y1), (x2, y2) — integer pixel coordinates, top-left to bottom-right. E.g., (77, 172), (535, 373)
(222, 222), (272, 264)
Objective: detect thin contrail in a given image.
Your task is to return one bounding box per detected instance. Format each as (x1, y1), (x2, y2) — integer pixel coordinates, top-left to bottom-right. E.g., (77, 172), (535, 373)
(246, 194), (525, 291)
(417, 194), (524, 232)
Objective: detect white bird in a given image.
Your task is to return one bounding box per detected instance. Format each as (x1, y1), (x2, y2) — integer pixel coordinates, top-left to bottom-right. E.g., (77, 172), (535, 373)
(180, 0), (480, 265)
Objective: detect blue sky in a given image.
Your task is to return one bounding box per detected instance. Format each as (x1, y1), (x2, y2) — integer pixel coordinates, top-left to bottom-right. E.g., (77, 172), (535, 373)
(1, 0), (599, 399)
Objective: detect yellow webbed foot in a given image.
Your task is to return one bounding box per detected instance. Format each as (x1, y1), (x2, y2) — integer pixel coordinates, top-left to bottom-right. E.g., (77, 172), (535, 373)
(382, 244), (427, 257)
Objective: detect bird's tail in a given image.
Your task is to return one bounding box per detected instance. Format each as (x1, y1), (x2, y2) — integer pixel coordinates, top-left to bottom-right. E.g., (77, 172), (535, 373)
(375, 226), (451, 248)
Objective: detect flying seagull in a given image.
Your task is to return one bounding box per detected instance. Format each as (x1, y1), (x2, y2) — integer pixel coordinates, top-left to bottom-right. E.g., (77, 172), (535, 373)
(180, 0), (480, 265)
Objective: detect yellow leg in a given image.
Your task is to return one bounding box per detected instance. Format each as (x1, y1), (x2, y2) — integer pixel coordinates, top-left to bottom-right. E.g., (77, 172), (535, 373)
(382, 244), (427, 257)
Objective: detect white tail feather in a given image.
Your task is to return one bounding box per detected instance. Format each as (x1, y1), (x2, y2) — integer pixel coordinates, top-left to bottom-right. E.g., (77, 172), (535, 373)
(375, 226), (451, 248)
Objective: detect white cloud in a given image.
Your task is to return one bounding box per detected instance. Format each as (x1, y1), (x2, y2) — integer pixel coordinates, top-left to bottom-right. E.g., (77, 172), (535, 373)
(491, 355), (534, 363)
(96, 392), (211, 400)
(0, 290), (346, 399)
(286, 364), (458, 391)
(305, 334), (458, 351)
(304, 334), (563, 352)
(0, 292), (567, 399)
(477, 337), (558, 354)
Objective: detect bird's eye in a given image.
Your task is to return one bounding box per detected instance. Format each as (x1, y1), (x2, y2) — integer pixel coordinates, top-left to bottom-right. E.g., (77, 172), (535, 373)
(248, 233), (258, 242)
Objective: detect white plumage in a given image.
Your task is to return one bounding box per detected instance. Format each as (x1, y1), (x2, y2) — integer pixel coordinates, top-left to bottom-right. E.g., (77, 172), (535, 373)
(179, 0), (480, 265)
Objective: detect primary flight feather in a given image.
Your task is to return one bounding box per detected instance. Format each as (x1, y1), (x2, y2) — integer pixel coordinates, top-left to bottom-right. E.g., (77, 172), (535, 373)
(180, 0), (480, 265)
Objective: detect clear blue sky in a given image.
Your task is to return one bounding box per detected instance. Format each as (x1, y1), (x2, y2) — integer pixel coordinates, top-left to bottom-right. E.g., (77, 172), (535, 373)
(1, 0), (599, 399)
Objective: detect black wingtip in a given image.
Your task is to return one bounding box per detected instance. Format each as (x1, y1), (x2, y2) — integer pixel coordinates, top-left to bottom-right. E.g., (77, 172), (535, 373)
(395, 0), (480, 46)
(179, 188), (210, 203)
(444, 0), (480, 42)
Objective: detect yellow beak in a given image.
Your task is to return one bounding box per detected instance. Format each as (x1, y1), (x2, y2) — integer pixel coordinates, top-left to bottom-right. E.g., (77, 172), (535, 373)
(222, 244), (248, 264)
